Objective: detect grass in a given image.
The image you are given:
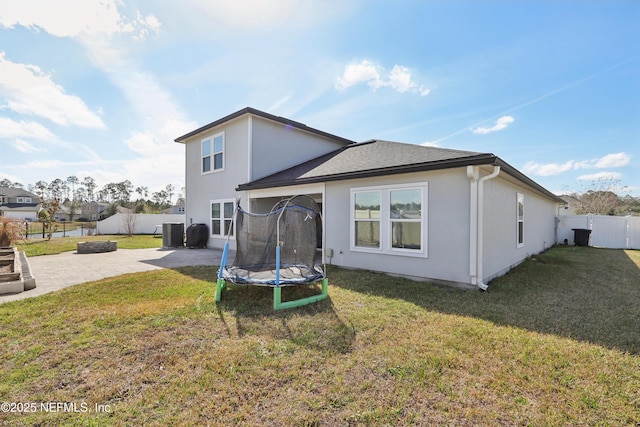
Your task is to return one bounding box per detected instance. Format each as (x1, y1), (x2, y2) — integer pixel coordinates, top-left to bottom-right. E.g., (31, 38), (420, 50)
(16, 234), (162, 256)
(0, 246), (638, 425)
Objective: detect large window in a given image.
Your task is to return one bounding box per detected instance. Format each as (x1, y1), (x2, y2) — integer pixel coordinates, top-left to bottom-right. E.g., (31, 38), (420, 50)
(351, 183), (427, 256)
(202, 132), (224, 174)
(354, 191), (381, 248)
(517, 193), (524, 248)
(211, 200), (235, 237)
(390, 188), (422, 250)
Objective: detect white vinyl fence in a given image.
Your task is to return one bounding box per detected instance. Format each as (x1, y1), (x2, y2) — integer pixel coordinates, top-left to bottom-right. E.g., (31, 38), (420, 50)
(557, 215), (640, 249)
(95, 213), (186, 235)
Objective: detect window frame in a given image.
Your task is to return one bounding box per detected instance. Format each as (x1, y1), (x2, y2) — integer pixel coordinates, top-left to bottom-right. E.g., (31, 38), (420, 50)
(201, 132), (225, 175)
(210, 199), (235, 239)
(352, 190), (382, 250)
(350, 182), (428, 257)
(517, 193), (524, 248)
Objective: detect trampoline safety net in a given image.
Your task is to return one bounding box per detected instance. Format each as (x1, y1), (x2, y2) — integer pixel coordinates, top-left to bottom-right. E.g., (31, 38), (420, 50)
(221, 195), (325, 286)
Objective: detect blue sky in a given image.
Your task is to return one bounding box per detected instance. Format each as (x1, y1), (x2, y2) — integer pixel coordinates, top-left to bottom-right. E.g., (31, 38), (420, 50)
(1, 0), (638, 199)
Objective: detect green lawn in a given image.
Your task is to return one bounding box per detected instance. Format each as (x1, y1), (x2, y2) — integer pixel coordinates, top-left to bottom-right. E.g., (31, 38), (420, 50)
(0, 246), (638, 425)
(16, 234), (162, 256)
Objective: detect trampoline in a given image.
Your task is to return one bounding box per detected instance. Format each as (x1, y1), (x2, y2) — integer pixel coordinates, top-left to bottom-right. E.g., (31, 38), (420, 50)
(215, 195), (329, 310)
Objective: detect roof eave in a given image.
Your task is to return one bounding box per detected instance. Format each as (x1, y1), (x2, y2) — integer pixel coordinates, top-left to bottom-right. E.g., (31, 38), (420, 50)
(174, 107), (356, 145)
(237, 154), (497, 191)
(495, 158), (564, 203)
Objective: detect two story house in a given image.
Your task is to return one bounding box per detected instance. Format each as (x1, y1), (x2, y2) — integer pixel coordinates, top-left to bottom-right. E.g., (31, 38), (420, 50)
(175, 107), (563, 290)
(80, 201), (109, 221)
(0, 187), (41, 221)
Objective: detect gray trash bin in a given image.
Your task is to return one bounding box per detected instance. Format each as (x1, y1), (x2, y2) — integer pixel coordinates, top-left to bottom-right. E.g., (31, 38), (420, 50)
(162, 223), (184, 248)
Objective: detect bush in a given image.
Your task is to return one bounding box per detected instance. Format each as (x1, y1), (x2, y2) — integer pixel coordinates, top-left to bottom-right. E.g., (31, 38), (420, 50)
(0, 217), (25, 247)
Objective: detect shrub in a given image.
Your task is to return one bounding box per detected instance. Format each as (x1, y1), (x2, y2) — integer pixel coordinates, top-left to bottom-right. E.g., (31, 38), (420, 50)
(0, 217), (25, 247)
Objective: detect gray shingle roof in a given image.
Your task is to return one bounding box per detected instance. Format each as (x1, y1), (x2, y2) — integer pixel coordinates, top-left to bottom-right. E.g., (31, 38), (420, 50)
(0, 187), (39, 199)
(238, 140), (496, 190)
(237, 140), (563, 202)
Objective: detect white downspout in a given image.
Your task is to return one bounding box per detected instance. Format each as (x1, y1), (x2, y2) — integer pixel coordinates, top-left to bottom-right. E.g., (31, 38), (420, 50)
(476, 165), (501, 291)
(467, 166), (479, 286)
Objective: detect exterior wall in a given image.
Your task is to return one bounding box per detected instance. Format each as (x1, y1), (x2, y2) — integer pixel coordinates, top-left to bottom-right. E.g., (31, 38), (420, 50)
(183, 113), (347, 250)
(250, 116), (347, 181)
(183, 116), (250, 249)
(324, 168), (472, 285)
(482, 176), (557, 282)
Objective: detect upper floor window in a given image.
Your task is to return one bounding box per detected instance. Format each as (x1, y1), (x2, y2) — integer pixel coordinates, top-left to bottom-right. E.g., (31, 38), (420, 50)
(517, 193), (524, 248)
(17, 197), (32, 203)
(202, 132), (224, 174)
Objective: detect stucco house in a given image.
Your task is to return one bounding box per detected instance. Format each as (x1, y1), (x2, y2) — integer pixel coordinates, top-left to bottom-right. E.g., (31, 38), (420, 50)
(0, 187), (41, 221)
(80, 201), (109, 220)
(175, 107), (563, 290)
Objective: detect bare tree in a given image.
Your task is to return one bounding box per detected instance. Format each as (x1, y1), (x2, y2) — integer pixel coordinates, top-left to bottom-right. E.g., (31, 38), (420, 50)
(572, 178), (626, 215)
(122, 210), (138, 237)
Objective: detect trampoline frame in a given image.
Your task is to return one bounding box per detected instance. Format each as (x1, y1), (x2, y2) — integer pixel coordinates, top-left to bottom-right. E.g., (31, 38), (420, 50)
(215, 195), (329, 310)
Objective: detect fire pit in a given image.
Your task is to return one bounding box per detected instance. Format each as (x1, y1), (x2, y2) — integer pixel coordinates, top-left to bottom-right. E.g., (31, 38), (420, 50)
(77, 241), (117, 254)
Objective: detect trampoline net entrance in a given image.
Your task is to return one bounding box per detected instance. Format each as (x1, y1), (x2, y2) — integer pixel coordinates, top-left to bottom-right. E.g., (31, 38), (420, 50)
(220, 195), (325, 286)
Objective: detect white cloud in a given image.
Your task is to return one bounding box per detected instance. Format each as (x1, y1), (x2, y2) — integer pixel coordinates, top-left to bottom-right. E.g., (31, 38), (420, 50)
(523, 153), (631, 177)
(336, 60), (430, 96)
(0, 0), (160, 39)
(0, 53), (105, 128)
(185, 0), (350, 34)
(472, 115), (515, 134)
(12, 138), (45, 153)
(595, 152), (630, 168)
(523, 160), (574, 177)
(577, 171), (623, 181)
(335, 60), (384, 91)
(388, 65), (430, 96)
(0, 1), (193, 192)
(0, 117), (55, 140)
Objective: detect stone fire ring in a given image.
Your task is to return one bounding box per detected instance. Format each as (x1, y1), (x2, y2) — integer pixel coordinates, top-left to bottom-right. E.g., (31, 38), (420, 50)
(77, 241), (117, 254)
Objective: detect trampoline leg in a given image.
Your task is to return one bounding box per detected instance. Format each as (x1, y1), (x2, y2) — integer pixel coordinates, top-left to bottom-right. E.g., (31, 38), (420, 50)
(215, 278), (226, 302)
(273, 278), (329, 310)
(273, 286), (282, 310)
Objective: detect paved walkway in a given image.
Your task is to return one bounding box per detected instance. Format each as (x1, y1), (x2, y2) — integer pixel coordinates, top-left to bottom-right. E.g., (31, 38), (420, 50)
(0, 247), (226, 304)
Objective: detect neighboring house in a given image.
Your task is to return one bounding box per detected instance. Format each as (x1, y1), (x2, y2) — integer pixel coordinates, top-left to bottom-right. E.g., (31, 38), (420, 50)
(54, 204), (71, 221)
(80, 201), (109, 220)
(175, 107), (564, 290)
(558, 195), (579, 215)
(162, 201), (185, 214)
(0, 187), (41, 221)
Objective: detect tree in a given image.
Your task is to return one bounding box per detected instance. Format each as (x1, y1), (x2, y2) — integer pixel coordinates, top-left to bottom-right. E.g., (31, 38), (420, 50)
(122, 210), (138, 236)
(67, 176), (79, 200)
(82, 176), (97, 201)
(34, 181), (48, 199)
(48, 179), (65, 200)
(0, 179), (21, 188)
(572, 178), (629, 215)
(116, 180), (133, 203)
(135, 186), (148, 200)
(38, 197), (61, 240)
(165, 184), (174, 205)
